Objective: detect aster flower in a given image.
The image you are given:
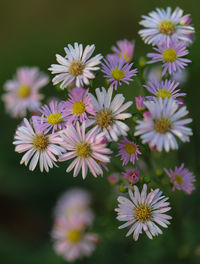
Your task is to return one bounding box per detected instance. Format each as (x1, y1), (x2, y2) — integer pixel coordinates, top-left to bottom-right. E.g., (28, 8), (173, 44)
(63, 87), (95, 124)
(108, 39), (135, 63)
(115, 184), (172, 241)
(54, 188), (94, 227)
(144, 80), (186, 102)
(2, 67), (49, 118)
(13, 118), (65, 172)
(135, 96), (146, 111)
(134, 98), (193, 152)
(108, 173), (119, 185)
(49, 42), (102, 89)
(32, 100), (68, 134)
(116, 138), (141, 166)
(147, 38), (191, 76)
(52, 218), (99, 262)
(122, 168), (140, 185)
(139, 7), (195, 45)
(89, 87), (133, 141)
(101, 56), (137, 90)
(58, 121), (112, 179)
(164, 164), (195, 194)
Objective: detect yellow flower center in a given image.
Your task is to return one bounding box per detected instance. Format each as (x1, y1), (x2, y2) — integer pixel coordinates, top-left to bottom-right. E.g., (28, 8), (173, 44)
(135, 204), (151, 222)
(96, 109), (114, 129)
(17, 85), (31, 98)
(111, 67), (125, 81)
(159, 19), (175, 35)
(174, 174), (183, 185)
(47, 113), (63, 125)
(154, 118), (171, 134)
(67, 230), (82, 243)
(120, 52), (130, 62)
(33, 134), (48, 151)
(125, 143), (136, 155)
(69, 61), (84, 76)
(156, 89), (172, 99)
(76, 141), (92, 159)
(72, 101), (86, 115)
(162, 49), (177, 62)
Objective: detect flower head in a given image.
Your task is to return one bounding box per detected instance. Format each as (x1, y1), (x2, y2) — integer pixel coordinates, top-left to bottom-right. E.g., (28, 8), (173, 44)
(116, 138), (141, 166)
(108, 39), (135, 63)
(54, 188), (94, 227)
(2, 67), (48, 118)
(101, 56), (137, 90)
(122, 168), (140, 185)
(49, 42), (102, 89)
(52, 218), (99, 262)
(13, 118), (65, 172)
(164, 164), (195, 194)
(135, 96), (146, 111)
(139, 7), (195, 45)
(32, 100), (68, 134)
(58, 122), (112, 179)
(63, 87), (95, 124)
(89, 87), (133, 141)
(134, 98), (193, 152)
(144, 80), (186, 102)
(108, 173), (119, 185)
(115, 184), (172, 241)
(147, 38), (191, 76)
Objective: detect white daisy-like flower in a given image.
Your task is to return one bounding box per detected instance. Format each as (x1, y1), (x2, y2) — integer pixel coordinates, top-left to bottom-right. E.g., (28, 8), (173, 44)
(134, 98), (192, 152)
(13, 118), (65, 172)
(49, 42), (102, 89)
(58, 121), (112, 179)
(139, 7), (195, 45)
(115, 184), (172, 241)
(89, 87), (133, 141)
(52, 217), (99, 262)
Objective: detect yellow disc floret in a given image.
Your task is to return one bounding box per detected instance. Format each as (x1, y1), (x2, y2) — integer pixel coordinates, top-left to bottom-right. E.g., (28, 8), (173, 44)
(135, 205), (151, 222)
(67, 230), (82, 243)
(156, 89), (172, 99)
(159, 19), (175, 35)
(76, 141), (92, 159)
(154, 118), (171, 134)
(17, 84), (31, 98)
(125, 143), (136, 155)
(33, 134), (48, 151)
(174, 174), (183, 185)
(112, 67), (125, 81)
(69, 61), (84, 76)
(162, 49), (177, 62)
(72, 101), (86, 115)
(47, 113), (63, 125)
(96, 109), (114, 129)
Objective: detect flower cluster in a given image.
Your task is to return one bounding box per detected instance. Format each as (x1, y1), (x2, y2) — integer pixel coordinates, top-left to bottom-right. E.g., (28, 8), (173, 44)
(2, 6), (197, 255)
(52, 188), (98, 261)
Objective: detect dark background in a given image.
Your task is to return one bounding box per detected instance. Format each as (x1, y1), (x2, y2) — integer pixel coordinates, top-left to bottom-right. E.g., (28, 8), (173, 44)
(0, 0), (199, 263)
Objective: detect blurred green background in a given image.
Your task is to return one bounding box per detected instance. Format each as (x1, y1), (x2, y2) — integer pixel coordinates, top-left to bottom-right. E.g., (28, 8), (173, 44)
(0, 0), (200, 263)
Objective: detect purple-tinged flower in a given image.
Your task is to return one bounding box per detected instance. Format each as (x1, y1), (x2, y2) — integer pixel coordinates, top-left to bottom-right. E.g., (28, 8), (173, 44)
(54, 188), (94, 228)
(108, 173), (119, 185)
(135, 96), (146, 111)
(164, 164), (195, 194)
(180, 15), (192, 26)
(58, 121), (112, 179)
(139, 7), (195, 45)
(63, 87), (95, 124)
(13, 118), (65, 172)
(115, 184), (172, 241)
(2, 67), (49, 118)
(101, 56), (137, 90)
(32, 100), (68, 134)
(134, 98), (193, 152)
(144, 80), (186, 102)
(147, 38), (191, 76)
(122, 168), (140, 184)
(89, 87), (133, 142)
(49, 42), (102, 89)
(116, 138), (141, 166)
(52, 217), (99, 262)
(108, 39), (135, 63)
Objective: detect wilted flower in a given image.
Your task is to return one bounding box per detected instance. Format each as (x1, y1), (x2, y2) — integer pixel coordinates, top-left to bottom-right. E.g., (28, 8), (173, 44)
(135, 96), (146, 111)
(122, 168), (140, 185)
